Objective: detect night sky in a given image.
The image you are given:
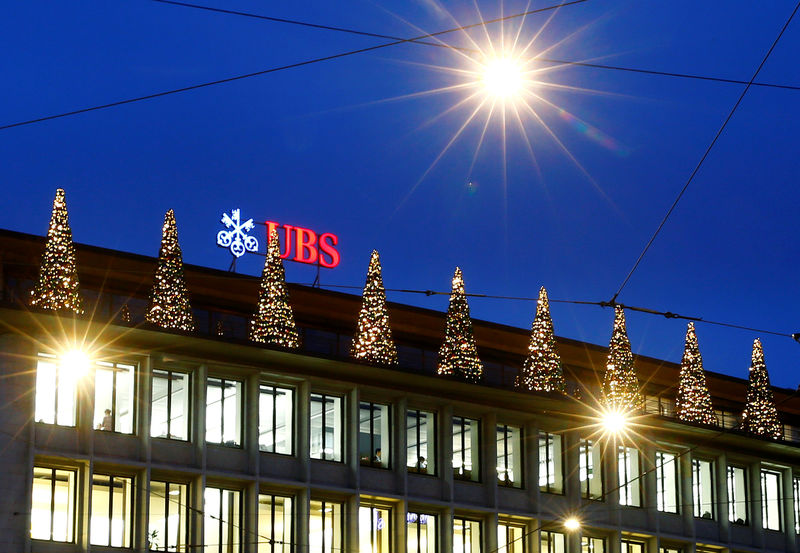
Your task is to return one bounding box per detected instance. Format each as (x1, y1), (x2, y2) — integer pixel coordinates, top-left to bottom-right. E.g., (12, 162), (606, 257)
(2, 1), (799, 387)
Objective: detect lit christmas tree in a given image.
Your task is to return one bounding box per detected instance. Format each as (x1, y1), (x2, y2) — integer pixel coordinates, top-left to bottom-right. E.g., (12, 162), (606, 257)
(741, 339), (782, 438)
(30, 188), (85, 314)
(351, 250), (398, 366)
(145, 209), (195, 331)
(249, 229), (299, 348)
(515, 286), (564, 392)
(675, 323), (716, 425)
(437, 267), (483, 382)
(119, 303), (131, 324)
(601, 306), (642, 411)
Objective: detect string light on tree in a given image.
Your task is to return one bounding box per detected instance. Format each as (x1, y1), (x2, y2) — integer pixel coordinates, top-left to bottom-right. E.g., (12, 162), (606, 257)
(119, 303), (131, 324)
(351, 250), (398, 366)
(437, 267), (483, 382)
(146, 209), (195, 332)
(601, 306), (642, 411)
(30, 188), (85, 314)
(741, 338), (782, 439)
(675, 323), (716, 425)
(516, 286), (564, 393)
(249, 229), (299, 348)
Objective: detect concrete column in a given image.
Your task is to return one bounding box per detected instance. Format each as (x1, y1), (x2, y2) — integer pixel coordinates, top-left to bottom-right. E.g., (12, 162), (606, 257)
(247, 373), (260, 476)
(641, 442), (656, 529)
(750, 461), (763, 548)
(680, 451), (694, 536)
(564, 431), (581, 506)
(194, 364), (208, 471)
(395, 397), (408, 494)
(348, 388), (360, 489)
(298, 381), (311, 483)
(348, 495), (360, 553)
(139, 355), (153, 463)
(484, 412), (498, 509)
(395, 499), (408, 553)
(486, 512), (498, 553)
(783, 467), (796, 552)
(193, 473), (205, 552)
(296, 488), (310, 553)
(526, 420), (540, 513)
(137, 466), (150, 553)
(245, 480), (259, 553)
(441, 405), (454, 501)
(442, 508), (454, 553)
(716, 452), (730, 542)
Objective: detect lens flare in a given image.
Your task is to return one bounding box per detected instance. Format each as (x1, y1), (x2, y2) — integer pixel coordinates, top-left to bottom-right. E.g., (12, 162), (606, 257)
(482, 57), (524, 99)
(61, 349), (91, 378)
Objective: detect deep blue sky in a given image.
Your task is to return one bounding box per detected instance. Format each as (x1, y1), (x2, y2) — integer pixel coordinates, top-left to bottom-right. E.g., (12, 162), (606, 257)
(2, 1), (799, 388)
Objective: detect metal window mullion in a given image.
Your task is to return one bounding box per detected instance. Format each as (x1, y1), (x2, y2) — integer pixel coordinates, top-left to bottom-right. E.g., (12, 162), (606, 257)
(164, 483), (171, 552)
(50, 468), (56, 541)
(111, 370), (118, 432)
(107, 476), (114, 546)
(270, 495), (276, 553)
(166, 372), (173, 438)
(272, 387), (277, 453)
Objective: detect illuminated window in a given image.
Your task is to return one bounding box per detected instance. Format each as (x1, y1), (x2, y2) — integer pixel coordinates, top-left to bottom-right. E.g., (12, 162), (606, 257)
(656, 451), (679, 513)
(360, 402), (390, 468)
(94, 361), (135, 434)
(310, 500), (343, 553)
(579, 439), (603, 500)
(359, 505), (391, 553)
(90, 474), (134, 547)
(34, 353), (80, 426)
(408, 512), (437, 553)
(793, 477), (800, 533)
(497, 522), (524, 553)
(310, 394), (343, 461)
(692, 459), (714, 519)
(151, 369), (190, 440)
(148, 480), (188, 552)
(453, 416), (480, 482)
(258, 494), (293, 553)
(407, 409), (436, 475)
(727, 465), (748, 524)
(540, 531), (564, 553)
(206, 377), (243, 447)
(761, 469), (782, 531)
(496, 425), (522, 487)
(618, 447), (641, 507)
(453, 517), (481, 553)
(581, 537), (605, 553)
(204, 487), (242, 553)
(621, 540), (645, 553)
(538, 432), (563, 494)
(659, 548), (681, 553)
(31, 466), (77, 542)
(259, 385), (294, 454)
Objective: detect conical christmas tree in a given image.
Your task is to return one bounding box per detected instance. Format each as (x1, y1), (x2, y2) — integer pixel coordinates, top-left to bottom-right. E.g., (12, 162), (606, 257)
(30, 188), (85, 314)
(249, 229), (299, 348)
(601, 306), (642, 411)
(437, 268), (483, 382)
(741, 339), (782, 438)
(145, 209), (195, 331)
(351, 250), (397, 365)
(515, 287), (564, 392)
(675, 323), (716, 425)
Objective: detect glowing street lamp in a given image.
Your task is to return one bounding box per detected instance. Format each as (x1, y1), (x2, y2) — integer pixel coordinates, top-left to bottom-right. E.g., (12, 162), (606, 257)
(563, 517), (581, 531)
(61, 349), (91, 379)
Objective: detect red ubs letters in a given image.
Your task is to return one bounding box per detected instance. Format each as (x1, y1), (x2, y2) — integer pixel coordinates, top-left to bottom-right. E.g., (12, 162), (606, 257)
(266, 221), (340, 268)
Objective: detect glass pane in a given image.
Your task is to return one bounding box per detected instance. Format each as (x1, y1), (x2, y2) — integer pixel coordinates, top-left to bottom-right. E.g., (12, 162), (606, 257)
(539, 433), (563, 493)
(222, 380), (242, 446)
(206, 379), (223, 444)
(582, 537), (605, 553)
(656, 452), (678, 513)
(360, 403), (390, 468)
(408, 513), (436, 553)
(170, 372), (190, 440)
(619, 447), (641, 507)
(496, 426), (522, 487)
(31, 468), (54, 540)
(35, 359), (57, 424)
(94, 368), (115, 431)
(497, 524), (524, 553)
(90, 475), (132, 547)
(692, 459), (714, 518)
(580, 440), (603, 499)
(761, 470), (781, 530)
(115, 364), (135, 434)
(727, 466), (747, 524)
(359, 506), (391, 553)
(453, 518), (481, 553)
(204, 487), (241, 553)
(453, 417), (479, 481)
(407, 410), (435, 474)
(310, 394), (342, 461)
(541, 531), (565, 553)
(52, 469), (76, 542)
(56, 363), (78, 427)
(151, 371), (170, 438)
(260, 386), (294, 454)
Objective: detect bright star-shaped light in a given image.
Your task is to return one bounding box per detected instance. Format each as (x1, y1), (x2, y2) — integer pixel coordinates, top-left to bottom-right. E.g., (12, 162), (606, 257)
(600, 407), (630, 436)
(563, 517), (581, 531)
(61, 349), (91, 379)
(481, 56), (525, 99)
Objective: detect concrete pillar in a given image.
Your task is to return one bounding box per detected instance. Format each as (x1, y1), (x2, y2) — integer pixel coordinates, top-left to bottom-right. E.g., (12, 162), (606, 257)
(750, 461), (763, 548)
(716, 452), (730, 542)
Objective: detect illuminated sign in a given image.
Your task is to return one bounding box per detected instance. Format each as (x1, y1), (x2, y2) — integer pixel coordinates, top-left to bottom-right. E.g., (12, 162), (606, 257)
(266, 221), (340, 268)
(216, 209), (340, 268)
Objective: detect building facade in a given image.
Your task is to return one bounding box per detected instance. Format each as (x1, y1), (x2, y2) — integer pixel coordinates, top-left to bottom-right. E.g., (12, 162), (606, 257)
(1, 229), (800, 553)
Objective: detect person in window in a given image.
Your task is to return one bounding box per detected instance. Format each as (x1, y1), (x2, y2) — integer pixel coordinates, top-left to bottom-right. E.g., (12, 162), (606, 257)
(373, 448), (382, 464)
(416, 456), (427, 473)
(99, 409), (113, 431)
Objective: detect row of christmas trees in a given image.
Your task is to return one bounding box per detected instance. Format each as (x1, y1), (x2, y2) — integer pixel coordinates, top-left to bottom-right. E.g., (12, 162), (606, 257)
(29, 189), (783, 439)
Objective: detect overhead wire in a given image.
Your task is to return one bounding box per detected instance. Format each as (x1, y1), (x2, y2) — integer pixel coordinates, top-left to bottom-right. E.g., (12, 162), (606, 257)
(0, 0), (589, 131)
(608, 1), (800, 304)
(154, 0), (800, 92)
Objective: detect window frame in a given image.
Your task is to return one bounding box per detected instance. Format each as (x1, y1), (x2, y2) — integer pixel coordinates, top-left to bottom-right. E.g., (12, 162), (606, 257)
(727, 464), (748, 525)
(309, 499), (344, 553)
(452, 516), (482, 553)
(407, 408), (437, 476)
(258, 492), (294, 553)
(93, 360), (136, 435)
(31, 465), (78, 543)
(540, 530), (565, 553)
(206, 376), (244, 448)
(621, 539), (646, 553)
(579, 438), (604, 500)
(148, 479), (189, 552)
(497, 521), (525, 553)
(407, 511), (438, 553)
(538, 431), (564, 494)
(496, 424), (523, 488)
(359, 504), (392, 553)
(452, 416), (481, 482)
(89, 472), (135, 548)
(691, 458), (715, 519)
(151, 368), (191, 441)
(761, 468), (783, 531)
(793, 475), (800, 534)
(310, 392), (345, 462)
(618, 446), (642, 507)
(655, 450), (679, 514)
(204, 485), (243, 553)
(581, 536), (605, 553)
(359, 401), (391, 469)
(34, 353), (79, 427)
(259, 384), (295, 455)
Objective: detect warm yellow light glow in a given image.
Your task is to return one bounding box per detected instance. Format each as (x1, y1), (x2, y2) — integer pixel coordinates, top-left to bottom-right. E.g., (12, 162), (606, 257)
(563, 517), (581, 531)
(61, 350), (91, 379)
(600, 408), (630, 435)
(482, 57), (524, 99)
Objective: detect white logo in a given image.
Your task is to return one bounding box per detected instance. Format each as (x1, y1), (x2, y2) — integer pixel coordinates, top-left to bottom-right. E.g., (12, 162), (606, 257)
(217, 208), (258, 258)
